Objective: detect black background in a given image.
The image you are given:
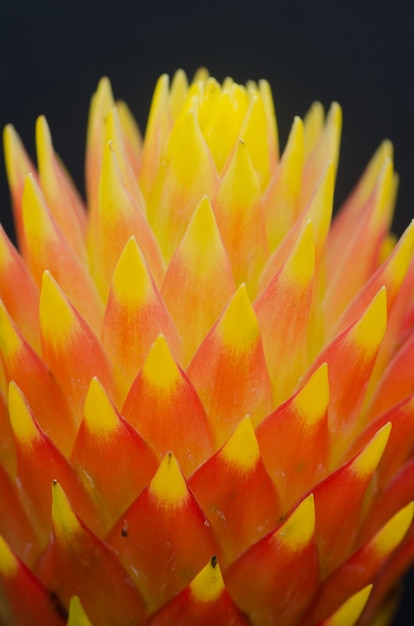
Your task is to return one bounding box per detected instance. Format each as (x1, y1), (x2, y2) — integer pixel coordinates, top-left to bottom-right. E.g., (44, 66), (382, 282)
(0, 1), (414, 623)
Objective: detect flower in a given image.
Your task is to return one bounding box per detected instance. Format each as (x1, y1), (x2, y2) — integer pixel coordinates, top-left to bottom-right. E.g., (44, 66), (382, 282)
(0, 68), (414, 626)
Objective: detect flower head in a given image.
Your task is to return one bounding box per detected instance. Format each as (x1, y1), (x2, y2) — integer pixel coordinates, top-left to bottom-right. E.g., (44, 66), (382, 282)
(1, 69), (414, 625)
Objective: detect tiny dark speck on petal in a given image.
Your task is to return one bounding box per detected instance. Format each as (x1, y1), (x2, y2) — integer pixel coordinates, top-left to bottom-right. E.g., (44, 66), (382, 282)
(49, 591), (68, 619)
(211, 555), (218, 569)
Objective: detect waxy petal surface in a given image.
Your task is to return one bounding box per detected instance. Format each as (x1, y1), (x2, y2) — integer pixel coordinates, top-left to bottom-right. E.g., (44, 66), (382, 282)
(71, 378), (158, 530)
(37, 482), (146, 626)
(190, 418), (281, 564)
(107, 453), (218, 611)
(187, 285), (273, 446)
(122, 335), (214, 476)
(161, 196), (235, 362)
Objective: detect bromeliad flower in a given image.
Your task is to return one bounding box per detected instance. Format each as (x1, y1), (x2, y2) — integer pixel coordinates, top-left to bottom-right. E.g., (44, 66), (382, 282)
(0, 69), (414, 626)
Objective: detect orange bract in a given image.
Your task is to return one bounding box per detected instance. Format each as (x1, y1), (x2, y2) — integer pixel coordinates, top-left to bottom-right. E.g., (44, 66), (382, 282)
(1, 70), (414, 626)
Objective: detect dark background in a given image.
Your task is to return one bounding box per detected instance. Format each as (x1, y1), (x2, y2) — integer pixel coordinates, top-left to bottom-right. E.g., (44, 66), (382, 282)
(0, 0), (414, 623)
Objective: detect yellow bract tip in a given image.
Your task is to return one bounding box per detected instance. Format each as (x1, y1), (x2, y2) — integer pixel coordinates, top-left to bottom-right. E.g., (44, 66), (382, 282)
(293, 363), (329, 427)
(95, 77), (115, 114)
(146, 73), (169, 134)
(193, 67), (209, 83)
(385, 220), (414, 285)
(352, 422), (391, 478)
(142, 335), (180, 392)
(221, 417), (260, 471)
(219, 285), (259, 352)
(190, 556), (224, 603)
(111, 237), (153, 305)
(351, 287), (387, 351)
(374, 158), (394, 221)
(178, 196), (224, 278)
(84, 378), (118, 434)
(371, 502), (414, 558)
(240, 91), (271, 186)
(39, 271), (75, 343)
(0, 535), (18, 577)
(68, 596), (93, 626)
(52, 480), (80, 539)
(220, 139), (261, 208)
(323, 585), (372, 626)
(187, 196), (217, 247)
(3, 124), (32, 190)
(0, 301), (22, 358)
(276, 494), (315, 552)
(285, 220), (315, 287)
(8, 381), (40, 445)
(303, 101), (324, 154)
(149, 452), (189, 508)
(22, 173), (51, 244)
(170, 69), (189, 120)
(35, 115), (53, 174)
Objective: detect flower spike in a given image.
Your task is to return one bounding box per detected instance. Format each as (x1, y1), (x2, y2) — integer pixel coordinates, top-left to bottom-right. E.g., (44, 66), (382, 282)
(1, 70), (414, 625)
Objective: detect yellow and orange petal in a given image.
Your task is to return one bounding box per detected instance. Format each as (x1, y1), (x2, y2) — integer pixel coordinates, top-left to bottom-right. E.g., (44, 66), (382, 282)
(107, 453), (218, 611)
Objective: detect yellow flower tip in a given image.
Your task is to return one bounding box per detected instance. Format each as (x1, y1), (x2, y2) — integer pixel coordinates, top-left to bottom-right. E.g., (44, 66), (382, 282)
(258, 78), (279, 156)
(286, 219), (315, 287)
(111, 236), (153, 305)
(293, 363), (329, 427)
(326, 102), (342, 156)
(362, 156), (395, 232)
(193, 66), (210, 83)
(221, 417), (260, 471)
(0, 534), (18, 577)
(322, 585), (373, 626)
(51, 479), (80, 539)
(239, 89), (272, 186)
(185, 195), (217, 254)
(385, 219), (414, 285)
(3, 123), (34, 193)
(95, 76), (115, 111)
(21, 173), (53, 249)
(170, 69), (189, 119)
(140, 73), (170, 152)
(352, 422), (392, 478)
(166, 107), (205, 173)
(86, 76), (115, 150)
(149, 451), (189, 508)
(371, 501), (414, 558)
(351, 286), (387, 351)
(219, 284), (259, 352)
(35, 114), (53, 171)
(276, 493), (315, 552)
(223, 138), (261, 205)
(8, 380), (41, 445)
(84, 377), (118, 434)
(88, 76), (115, 127)
(303, 101), (324, 157)
(0, 300), (22, 358)
(68, 596), (93, 626)
(142, 334), (181, 392)
(190, 556), (225, 603)
(39, 270), (75, 342)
